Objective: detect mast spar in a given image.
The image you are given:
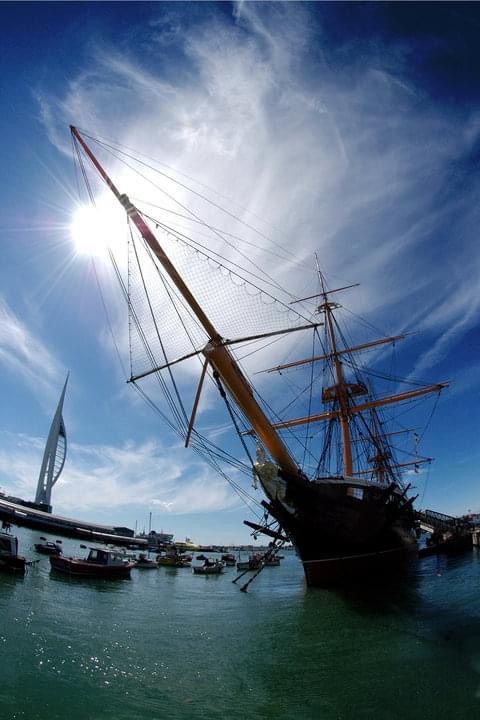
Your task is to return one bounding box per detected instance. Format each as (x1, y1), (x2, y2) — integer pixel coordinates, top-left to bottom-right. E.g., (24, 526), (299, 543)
(317, 269), (354, 476)
(70, 126), (304, 482)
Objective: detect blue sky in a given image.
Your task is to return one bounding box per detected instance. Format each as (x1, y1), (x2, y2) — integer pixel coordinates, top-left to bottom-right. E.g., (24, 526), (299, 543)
(1, 2), (480, 544)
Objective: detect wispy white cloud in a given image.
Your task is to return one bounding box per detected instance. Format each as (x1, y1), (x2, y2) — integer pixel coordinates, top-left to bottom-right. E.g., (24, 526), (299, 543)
(0, 430), (241, 516)
(36, 5), (480, 393)
(0, 295), (65, 406)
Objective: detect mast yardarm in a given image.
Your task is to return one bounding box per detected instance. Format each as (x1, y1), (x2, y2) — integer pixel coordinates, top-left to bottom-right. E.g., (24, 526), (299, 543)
(269, 382), (449, 431)
(70, 126), (302, 481)
(261, 334), (408, 374)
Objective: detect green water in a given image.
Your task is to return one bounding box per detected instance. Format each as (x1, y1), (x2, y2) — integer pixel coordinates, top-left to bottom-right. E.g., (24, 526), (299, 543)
(1, 527), (480, 719)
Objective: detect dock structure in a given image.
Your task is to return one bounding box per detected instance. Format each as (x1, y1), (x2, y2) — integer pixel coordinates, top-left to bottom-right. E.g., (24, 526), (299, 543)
(0, 497), (145, 547)
(416, 509), (474, 557)
(416, 509), (472, 535)
(0, 374), (148, 548)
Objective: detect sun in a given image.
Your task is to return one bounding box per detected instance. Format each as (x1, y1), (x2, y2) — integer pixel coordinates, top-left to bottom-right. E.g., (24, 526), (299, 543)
(70, 199), (128, 259)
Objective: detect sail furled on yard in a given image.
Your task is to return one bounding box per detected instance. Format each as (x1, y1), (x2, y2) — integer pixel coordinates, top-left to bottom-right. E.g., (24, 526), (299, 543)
(34, 375), (68, 509)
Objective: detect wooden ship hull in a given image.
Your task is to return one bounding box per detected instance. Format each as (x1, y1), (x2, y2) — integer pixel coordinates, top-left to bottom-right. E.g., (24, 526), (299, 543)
(258, 470), (418, 585)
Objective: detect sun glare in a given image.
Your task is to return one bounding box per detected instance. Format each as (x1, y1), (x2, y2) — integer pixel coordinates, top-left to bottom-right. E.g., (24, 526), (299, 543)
(71, 201), (127, 259)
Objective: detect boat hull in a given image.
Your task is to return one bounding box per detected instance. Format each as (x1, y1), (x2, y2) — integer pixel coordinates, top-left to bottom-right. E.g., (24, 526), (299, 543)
(257, 465), (419, 586)
(418, 535), (471, 558)
(236, 557), (263, 572)
(49, 556), (133, 579)
(0, 555), (26, 574)
(302, 545), (417, 587)
(34, 543), (62, 556)
(157, 557), (190, 567)
(193, 565), (224, 575)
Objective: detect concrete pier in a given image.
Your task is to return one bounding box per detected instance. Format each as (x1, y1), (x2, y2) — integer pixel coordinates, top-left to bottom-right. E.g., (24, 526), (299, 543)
(0, 497), (146, 547)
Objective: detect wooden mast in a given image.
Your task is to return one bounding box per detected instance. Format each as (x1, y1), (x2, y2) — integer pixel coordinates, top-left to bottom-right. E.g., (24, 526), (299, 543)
(269, 382), (449, 430)
(261, 334), (407, 374)
(318, 271), (354, 476)
(70, 126), (301, 480)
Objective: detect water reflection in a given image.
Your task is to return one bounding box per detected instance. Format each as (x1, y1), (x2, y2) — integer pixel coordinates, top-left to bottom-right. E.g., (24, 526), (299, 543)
(0, 572), (24, 591)
(49, 569), (130, 593)
(332, 564), (421, 616)
(244, 552), (480, 718)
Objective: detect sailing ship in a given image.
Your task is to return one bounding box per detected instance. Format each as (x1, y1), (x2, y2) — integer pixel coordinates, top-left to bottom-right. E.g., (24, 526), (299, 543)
(69, 127), (448, 587)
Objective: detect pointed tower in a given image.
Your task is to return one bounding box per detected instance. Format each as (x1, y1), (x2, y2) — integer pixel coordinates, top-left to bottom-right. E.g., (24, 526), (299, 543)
(34, 374), (69, 511)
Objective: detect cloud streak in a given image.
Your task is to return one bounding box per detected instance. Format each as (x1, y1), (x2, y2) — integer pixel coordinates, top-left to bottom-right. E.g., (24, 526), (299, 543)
(38, 6), (479, 355)
(0, 430), (242, 516)
(0, 295), (65, 406)
(29, 3), (480, 520)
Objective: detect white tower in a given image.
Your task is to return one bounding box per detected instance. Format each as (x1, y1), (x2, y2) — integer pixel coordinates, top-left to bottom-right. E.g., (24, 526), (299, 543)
(34, 374), (69, 510)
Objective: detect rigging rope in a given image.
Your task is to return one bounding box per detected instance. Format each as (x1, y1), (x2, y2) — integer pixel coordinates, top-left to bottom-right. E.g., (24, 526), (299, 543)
(76, 128), (311, 277)
(71, 134), (267, 520)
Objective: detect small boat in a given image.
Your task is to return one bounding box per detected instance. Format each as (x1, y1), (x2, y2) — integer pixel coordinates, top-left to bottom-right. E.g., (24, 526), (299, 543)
(264, 556), (280, 566)
(193, 559), (224, 575)
(49, 547), (134, 578)
(157, 555), (179, 566)
(134, 553), (158, 569)
(419, 530), (472, 558)
(34, 538), (63, 556)
(0, 530), (26, 574)
(236, 553), (264, 572)
(221, 553), (236, 566)
(157, 546), (191, 567)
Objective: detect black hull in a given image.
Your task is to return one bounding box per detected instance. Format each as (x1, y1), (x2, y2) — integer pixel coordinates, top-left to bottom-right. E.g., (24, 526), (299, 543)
(0, 556), (26, 574)
(302, 545), (417, 586)
(263, 475), (417, 587)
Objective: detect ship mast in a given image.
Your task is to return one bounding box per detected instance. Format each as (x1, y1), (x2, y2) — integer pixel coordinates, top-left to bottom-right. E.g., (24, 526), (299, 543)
(70, 126), (303, 483)
(277, 260), (449, 480)
(317, 270), (354, 476)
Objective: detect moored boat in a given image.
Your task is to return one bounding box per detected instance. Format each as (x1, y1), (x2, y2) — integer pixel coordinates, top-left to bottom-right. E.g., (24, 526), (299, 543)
(156, 547), (191, 567)
(193, 559), (224, 575)
(34, 538), (63, 556)
(419, 530), (472, 558)
(49, 547), (134, 578)
(134, 553), (158, 568)
(0, 530), (26, 574)
(264, 556), (280, 567)
(236, 553), (264, 572)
